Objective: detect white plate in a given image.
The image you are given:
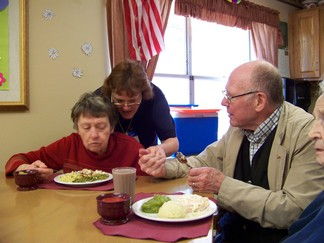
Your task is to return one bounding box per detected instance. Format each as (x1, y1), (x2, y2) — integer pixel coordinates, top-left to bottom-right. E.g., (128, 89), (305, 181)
(53, 173), (113, 187)
(132, 195), (217, 222)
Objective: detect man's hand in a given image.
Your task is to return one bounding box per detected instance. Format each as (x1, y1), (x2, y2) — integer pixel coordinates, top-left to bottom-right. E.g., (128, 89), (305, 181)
(188, 167), (225, 194)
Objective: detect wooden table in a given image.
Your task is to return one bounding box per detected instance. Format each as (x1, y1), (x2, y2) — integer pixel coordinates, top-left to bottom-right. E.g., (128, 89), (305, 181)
(0, 173), (214, 243)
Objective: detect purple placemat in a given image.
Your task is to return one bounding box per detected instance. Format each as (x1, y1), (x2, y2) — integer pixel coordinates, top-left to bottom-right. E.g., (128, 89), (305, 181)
(93, 192), (215, 242)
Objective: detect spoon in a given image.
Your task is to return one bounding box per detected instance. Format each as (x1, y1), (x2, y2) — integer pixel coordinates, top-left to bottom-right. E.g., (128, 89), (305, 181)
(176, 152), (192, 169)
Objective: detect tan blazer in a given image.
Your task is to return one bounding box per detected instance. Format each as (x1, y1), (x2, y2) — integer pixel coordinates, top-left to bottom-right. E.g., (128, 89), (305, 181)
(164, 102), (324, 229)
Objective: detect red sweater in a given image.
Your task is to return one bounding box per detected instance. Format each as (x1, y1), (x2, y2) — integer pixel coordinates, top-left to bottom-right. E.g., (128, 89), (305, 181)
(5, 132), (147, 176)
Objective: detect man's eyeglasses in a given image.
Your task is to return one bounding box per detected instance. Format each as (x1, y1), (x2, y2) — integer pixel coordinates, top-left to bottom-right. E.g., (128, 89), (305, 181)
(222, 90), (259, 103)
(111, 95), (142, 108)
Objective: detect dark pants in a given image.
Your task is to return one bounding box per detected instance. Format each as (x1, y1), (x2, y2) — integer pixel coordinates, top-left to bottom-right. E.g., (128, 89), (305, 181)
(214, 211), (288, 243)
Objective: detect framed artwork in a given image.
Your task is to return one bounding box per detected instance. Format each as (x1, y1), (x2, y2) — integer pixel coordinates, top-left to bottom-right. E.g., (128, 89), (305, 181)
(0, 0), (28, 110)
(279, 21), (288, 50)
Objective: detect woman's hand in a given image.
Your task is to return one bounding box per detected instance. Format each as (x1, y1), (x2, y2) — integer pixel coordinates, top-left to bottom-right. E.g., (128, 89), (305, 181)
(138, 148), (166, 177)
(16, 160), (54, 179)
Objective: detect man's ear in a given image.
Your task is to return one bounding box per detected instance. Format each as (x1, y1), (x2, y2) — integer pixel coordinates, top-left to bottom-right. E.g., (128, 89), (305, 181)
(255, 92), (267, 112)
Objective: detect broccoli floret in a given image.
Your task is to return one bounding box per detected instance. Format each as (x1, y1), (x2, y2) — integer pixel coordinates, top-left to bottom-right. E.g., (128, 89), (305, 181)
(141, 195), (171, 213)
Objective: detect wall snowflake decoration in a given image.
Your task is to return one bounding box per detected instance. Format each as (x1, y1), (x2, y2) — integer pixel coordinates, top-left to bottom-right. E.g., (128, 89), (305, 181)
(81, 43), (93, 56)
(43, 9), (55, 20)
(48, 48), (59, 59)
(72, 68), (83, 78)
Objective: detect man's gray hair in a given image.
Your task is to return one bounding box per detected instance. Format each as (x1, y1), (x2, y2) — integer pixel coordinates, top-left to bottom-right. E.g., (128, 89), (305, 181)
(251, 60), (284, 107)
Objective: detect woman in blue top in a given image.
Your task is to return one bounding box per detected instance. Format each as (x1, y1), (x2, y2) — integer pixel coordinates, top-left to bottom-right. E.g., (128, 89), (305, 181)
(282, 94), (324, 242)
(95, 60), (179, 161)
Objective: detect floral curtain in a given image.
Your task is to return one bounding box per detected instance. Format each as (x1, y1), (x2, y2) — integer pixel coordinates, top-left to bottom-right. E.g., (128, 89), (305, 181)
(174, 0), (283, 66)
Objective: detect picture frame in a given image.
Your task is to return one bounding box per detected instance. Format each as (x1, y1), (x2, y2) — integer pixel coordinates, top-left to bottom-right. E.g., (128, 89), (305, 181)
(0, 0), (28, 111)
(279, 21), (288, 50)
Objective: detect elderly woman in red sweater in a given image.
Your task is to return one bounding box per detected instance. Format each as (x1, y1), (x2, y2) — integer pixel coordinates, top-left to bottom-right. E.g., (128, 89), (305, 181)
(5, 92), (147, 178)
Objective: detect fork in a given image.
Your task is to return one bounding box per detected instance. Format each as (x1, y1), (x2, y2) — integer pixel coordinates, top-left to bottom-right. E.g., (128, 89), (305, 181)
(176, 152), (192, 169)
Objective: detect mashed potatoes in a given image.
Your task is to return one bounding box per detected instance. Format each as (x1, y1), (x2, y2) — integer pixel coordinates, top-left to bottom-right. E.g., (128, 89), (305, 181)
(157, 194), (210, 219)
(157, 201), (186, 218)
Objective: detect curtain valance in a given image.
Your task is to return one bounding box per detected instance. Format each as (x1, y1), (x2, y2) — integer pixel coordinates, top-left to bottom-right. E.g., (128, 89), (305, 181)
(174, 0), (280, 30)
(174, 0), (282, 66)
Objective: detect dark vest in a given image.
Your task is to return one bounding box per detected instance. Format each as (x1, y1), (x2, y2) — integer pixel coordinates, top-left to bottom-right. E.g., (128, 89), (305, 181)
(234, 132), (272, 189)
(216, 127), (288, 243)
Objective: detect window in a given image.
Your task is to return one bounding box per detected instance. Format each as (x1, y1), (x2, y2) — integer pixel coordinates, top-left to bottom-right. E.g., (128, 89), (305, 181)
(152, 3), (255, 137)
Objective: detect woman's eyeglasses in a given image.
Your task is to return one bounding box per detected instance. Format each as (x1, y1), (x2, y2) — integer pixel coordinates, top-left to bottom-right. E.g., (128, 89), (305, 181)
(111, 95), (142, 108)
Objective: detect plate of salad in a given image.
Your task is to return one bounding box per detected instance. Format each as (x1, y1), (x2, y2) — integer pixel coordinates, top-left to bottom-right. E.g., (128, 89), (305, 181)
(53, 169), (112, 187)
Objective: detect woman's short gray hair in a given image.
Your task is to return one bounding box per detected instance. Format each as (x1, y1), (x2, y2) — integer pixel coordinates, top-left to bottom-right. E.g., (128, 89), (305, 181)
(71, 92), (117, 130)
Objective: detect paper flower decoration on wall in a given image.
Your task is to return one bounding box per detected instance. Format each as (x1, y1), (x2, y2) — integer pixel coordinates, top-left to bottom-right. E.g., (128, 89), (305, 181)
(43, 9), (55, 20)
(72, 68), (83, 78)
(81, 43), (93, 56)
(0, 72), (6, 86)
(48, 48), (59, 59)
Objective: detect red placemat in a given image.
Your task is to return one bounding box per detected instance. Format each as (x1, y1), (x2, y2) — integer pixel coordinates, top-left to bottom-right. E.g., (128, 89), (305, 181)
(37, 173), (114, 191)
(93, 192), (215, 242)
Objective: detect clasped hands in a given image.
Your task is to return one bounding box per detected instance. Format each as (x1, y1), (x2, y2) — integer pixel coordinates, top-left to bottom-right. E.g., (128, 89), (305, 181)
(138, 149), (225, 194)
(139, 146), (167, 177)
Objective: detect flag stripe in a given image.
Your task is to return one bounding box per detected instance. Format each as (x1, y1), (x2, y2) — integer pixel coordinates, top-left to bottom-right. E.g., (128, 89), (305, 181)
(141, 2), (154, 59)
(124, 0), (164, 61)
(145, 1), (164, 56)
(148, 0), (164, 51)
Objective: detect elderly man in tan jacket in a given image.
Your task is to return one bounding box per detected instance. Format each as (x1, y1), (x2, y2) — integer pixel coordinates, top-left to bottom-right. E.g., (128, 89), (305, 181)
(139, 60), (324, 243)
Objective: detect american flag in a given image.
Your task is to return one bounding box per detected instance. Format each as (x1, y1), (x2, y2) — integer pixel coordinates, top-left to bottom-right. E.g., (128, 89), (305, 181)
(124, 0), (165, 61)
